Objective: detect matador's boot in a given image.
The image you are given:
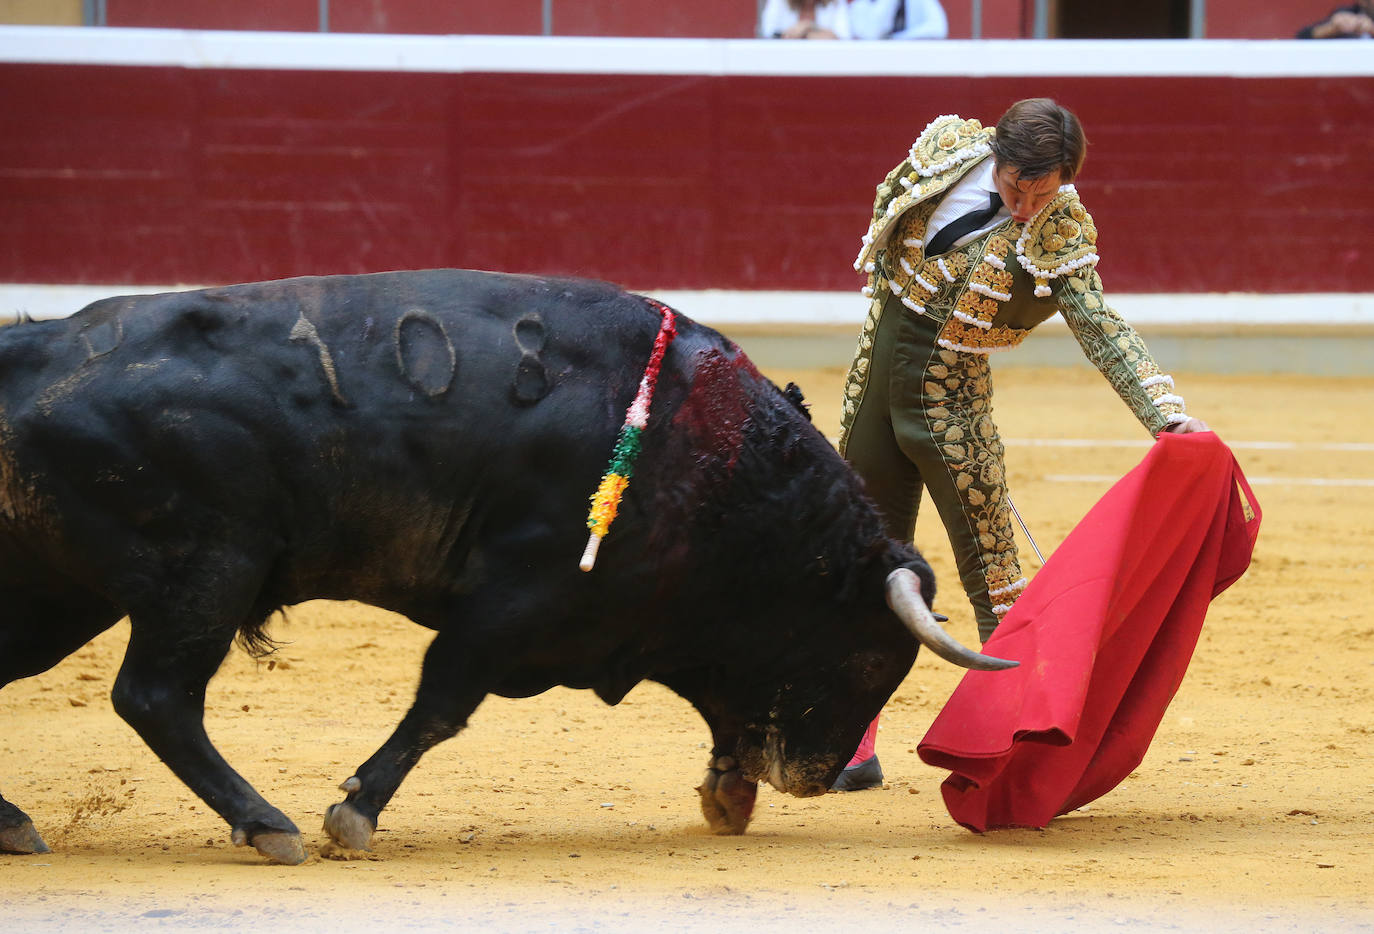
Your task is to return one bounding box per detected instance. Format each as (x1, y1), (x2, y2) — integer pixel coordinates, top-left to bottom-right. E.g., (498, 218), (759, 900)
(832, 716), (884, 791)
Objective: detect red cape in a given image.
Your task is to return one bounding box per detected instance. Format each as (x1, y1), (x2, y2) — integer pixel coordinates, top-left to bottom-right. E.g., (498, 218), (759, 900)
(917, 432), (1261, 831)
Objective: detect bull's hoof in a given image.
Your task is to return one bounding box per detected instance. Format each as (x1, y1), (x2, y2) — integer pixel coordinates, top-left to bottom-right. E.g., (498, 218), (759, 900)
(324, 801), (375, 851)
(696, 761), (757, 835)
(252, 831), (308, 865)
(0, 820), (50, 855)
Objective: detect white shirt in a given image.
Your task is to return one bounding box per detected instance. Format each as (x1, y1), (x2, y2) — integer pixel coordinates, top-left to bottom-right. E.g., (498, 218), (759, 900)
(847, 0), (948, 40)
(924, 158), (1011, 253)
(759, 0), (854, 39)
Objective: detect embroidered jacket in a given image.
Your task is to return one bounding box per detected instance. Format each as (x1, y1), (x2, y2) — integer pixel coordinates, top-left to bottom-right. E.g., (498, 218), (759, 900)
(842, 115), (1188, 444)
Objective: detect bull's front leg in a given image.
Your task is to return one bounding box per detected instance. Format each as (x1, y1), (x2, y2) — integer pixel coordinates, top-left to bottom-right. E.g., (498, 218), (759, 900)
(696, 749), (757, 835)
(112, 623), (306, 865)
(325, 630), (486, 854)
(658, 671), (760, 835)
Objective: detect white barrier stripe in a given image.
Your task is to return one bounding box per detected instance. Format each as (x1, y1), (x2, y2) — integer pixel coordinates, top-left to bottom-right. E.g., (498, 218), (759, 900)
(1, 28), (1371, 77)
(1043, 474), (1374, 488)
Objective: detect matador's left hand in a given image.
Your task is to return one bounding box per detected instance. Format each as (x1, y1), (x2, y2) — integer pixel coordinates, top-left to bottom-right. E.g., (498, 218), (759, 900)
(1165, 416), (1210, 434)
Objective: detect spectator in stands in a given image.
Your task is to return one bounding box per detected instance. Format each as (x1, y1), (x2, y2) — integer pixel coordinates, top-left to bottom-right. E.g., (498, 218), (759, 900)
(848, 0), (948, 39)
(759, 0), (852, 39)
(760, 0), (947, 39)
(1296, 0), (1374, 37)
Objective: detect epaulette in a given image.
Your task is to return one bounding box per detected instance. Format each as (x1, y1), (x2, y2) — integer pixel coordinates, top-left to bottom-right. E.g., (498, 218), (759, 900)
(1014, 186), (1100, 296)
(908, 115), (993, 178)
(855, 115), (994, 273)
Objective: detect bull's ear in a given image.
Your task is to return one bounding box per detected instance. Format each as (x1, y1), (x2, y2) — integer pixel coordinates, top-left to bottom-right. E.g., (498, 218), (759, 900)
(898, 559), (937, 606)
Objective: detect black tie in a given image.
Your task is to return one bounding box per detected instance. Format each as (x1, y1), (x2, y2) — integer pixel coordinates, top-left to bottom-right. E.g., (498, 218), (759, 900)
(925, 191), (1004, 256)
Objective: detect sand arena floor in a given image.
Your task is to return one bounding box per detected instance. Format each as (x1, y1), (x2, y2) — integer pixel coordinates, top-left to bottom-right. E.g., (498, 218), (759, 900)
(2, 355), (1372, 933)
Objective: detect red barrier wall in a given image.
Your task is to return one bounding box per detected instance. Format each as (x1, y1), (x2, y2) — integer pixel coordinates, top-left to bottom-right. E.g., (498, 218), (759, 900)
(945, 0), (1034, 39)
(542, 0), (757, 38)
(329, 2), (546, 36)
(104, 0), (759, 38)
(107, 0), (319, 32)
(1, 63), (1369, 293)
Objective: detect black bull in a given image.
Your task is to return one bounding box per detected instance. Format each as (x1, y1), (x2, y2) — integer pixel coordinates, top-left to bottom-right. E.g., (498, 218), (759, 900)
(0, 270), (1012, 864)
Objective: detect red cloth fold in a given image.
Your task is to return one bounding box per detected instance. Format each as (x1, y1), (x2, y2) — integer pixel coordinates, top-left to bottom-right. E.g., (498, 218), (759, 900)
(917, 432), (1261, 831)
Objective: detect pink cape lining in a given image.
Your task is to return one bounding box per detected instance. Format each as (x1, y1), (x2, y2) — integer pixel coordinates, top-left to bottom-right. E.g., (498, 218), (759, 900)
(917, 432), (1261, 831)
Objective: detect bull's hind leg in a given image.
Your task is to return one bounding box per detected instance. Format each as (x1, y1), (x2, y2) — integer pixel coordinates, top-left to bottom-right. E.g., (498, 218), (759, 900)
(325, 628), (487, 852)
(0, 589), (122, 855)
(111, 615), (306, 864)
(0, 794), (48, 854)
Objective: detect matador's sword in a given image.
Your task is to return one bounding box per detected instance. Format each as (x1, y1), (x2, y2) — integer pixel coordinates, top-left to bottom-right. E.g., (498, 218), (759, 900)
(1006, 494), (1046, 565)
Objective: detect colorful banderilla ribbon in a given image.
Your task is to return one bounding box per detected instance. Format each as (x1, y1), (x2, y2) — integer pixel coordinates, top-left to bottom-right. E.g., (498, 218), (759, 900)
(580, 299), (677, 572)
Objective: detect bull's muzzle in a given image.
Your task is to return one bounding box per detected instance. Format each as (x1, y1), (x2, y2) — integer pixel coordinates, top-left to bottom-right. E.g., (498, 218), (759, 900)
(759, 730), (829, 798)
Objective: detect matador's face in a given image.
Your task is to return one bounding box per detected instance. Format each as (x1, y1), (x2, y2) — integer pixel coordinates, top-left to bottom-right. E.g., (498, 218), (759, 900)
(993, 163), (1065, 224)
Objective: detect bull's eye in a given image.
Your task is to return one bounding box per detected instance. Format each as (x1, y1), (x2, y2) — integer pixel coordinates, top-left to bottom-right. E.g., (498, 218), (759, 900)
(848, 651), (889, 688)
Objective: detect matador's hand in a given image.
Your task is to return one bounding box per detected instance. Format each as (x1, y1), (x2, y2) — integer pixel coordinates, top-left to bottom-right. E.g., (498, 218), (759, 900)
(1165, 416), (1210, 434)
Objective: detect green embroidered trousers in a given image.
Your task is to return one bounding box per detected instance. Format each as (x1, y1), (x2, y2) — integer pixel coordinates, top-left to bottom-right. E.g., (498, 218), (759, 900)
(840, 293), (1025, 642)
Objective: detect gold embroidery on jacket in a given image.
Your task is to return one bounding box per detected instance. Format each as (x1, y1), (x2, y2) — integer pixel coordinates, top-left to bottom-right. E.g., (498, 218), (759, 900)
(923, 349), (1025, 616)
(855, 116), (994, 274)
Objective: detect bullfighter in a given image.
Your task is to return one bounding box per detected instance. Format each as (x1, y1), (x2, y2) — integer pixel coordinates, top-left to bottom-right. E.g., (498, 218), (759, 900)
(834, 98), (1210, 790)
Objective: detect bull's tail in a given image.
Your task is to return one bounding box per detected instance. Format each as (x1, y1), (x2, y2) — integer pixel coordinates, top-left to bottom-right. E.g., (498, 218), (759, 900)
(235, 609), (290, 659)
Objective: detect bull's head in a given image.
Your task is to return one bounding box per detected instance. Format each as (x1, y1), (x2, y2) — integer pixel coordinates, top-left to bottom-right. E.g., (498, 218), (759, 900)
(651, 341), (1017, 828)
(703, 563), (1016, 816)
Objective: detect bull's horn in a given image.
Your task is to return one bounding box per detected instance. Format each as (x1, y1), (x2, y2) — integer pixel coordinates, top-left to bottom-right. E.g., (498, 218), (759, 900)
(885, 568), (1018, 671)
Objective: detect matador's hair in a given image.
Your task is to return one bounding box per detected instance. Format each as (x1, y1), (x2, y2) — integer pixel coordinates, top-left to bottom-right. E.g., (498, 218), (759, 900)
(989, 98), (1088, 183)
